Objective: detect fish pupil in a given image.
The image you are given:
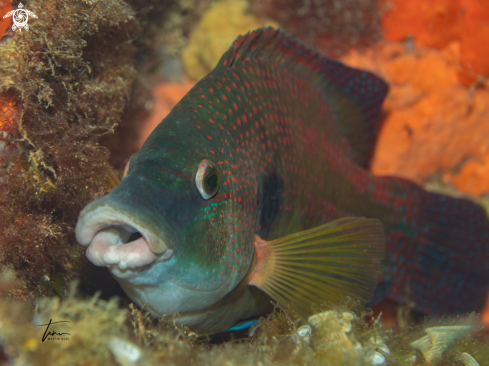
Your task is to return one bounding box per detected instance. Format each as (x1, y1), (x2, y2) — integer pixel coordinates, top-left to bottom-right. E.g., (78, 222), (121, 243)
(205, 170), (219, 193)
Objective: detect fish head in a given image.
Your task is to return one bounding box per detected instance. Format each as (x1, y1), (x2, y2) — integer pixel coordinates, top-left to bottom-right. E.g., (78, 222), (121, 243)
(75, 114), (258, 317)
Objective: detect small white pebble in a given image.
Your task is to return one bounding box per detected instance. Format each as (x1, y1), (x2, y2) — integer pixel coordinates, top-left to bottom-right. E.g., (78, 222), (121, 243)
(308, 310), (335, 327)
(308, 310), (355, 332)
(108, 337), (142, 364)
(341, 313), (354, 333)
(369, 352), (386, 366)
(296, 325), (311, 338)
(378, 344), (390, 355)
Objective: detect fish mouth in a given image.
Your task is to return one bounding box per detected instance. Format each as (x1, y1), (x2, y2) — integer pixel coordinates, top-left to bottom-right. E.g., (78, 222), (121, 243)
(75, 206), (173, 270)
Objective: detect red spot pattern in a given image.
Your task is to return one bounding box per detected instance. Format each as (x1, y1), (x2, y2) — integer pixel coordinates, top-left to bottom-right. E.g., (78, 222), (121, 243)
(173, 38), (391, 300)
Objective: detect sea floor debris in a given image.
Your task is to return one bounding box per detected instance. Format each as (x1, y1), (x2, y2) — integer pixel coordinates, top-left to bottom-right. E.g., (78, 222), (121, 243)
(0, 271), (487, 366)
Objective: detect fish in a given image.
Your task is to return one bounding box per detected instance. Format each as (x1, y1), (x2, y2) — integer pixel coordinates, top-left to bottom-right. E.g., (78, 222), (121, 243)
(75, 28), (489, 333)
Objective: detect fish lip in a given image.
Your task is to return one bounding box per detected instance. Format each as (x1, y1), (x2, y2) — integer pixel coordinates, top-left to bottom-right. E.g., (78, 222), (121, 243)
(85, 228), (161, 271)
(75, 205), (168, 255)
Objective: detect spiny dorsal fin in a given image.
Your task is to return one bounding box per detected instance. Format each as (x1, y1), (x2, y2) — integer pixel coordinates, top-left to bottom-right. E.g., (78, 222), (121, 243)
(217, 28), (389, 169)
(249, 217), (385, 318)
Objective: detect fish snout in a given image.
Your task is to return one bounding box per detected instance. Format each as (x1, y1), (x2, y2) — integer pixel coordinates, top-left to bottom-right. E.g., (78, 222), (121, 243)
(75, 205), (173, 271)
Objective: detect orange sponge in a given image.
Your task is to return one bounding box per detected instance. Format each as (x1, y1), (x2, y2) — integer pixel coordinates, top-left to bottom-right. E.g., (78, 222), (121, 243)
(0, 1), (12, 38)
(342, 42), (489, 196)
(458, 0), (489, 86)
(0, 96), (18, 134)
(381, 0), (461, 49)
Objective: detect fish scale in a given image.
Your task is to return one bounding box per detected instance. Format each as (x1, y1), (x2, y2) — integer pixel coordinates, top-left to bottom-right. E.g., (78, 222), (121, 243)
(76, 28), (489, 332)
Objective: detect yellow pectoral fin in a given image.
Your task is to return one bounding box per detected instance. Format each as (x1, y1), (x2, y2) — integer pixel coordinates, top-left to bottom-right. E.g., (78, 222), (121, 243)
(248, 217), (385, 318)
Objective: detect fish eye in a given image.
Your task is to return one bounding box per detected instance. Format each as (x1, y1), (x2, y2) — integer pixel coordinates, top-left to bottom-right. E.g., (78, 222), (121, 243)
(196, 159), (220, 199)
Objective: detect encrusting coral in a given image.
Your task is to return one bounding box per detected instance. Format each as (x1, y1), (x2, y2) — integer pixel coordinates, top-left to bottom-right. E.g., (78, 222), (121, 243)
(0, 0), (139, 302)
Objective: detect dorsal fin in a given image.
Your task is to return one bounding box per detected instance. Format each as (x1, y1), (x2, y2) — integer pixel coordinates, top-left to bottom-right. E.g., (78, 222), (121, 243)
(217, 27), (389, 169)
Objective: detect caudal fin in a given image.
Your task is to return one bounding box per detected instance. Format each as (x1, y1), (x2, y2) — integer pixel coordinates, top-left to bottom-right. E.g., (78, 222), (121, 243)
(249, 217), (385, 318)
(375, 177), (489, 314)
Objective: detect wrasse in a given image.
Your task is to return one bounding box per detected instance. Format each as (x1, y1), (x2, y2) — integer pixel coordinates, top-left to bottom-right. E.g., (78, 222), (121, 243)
(75, 28), (489, 333)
